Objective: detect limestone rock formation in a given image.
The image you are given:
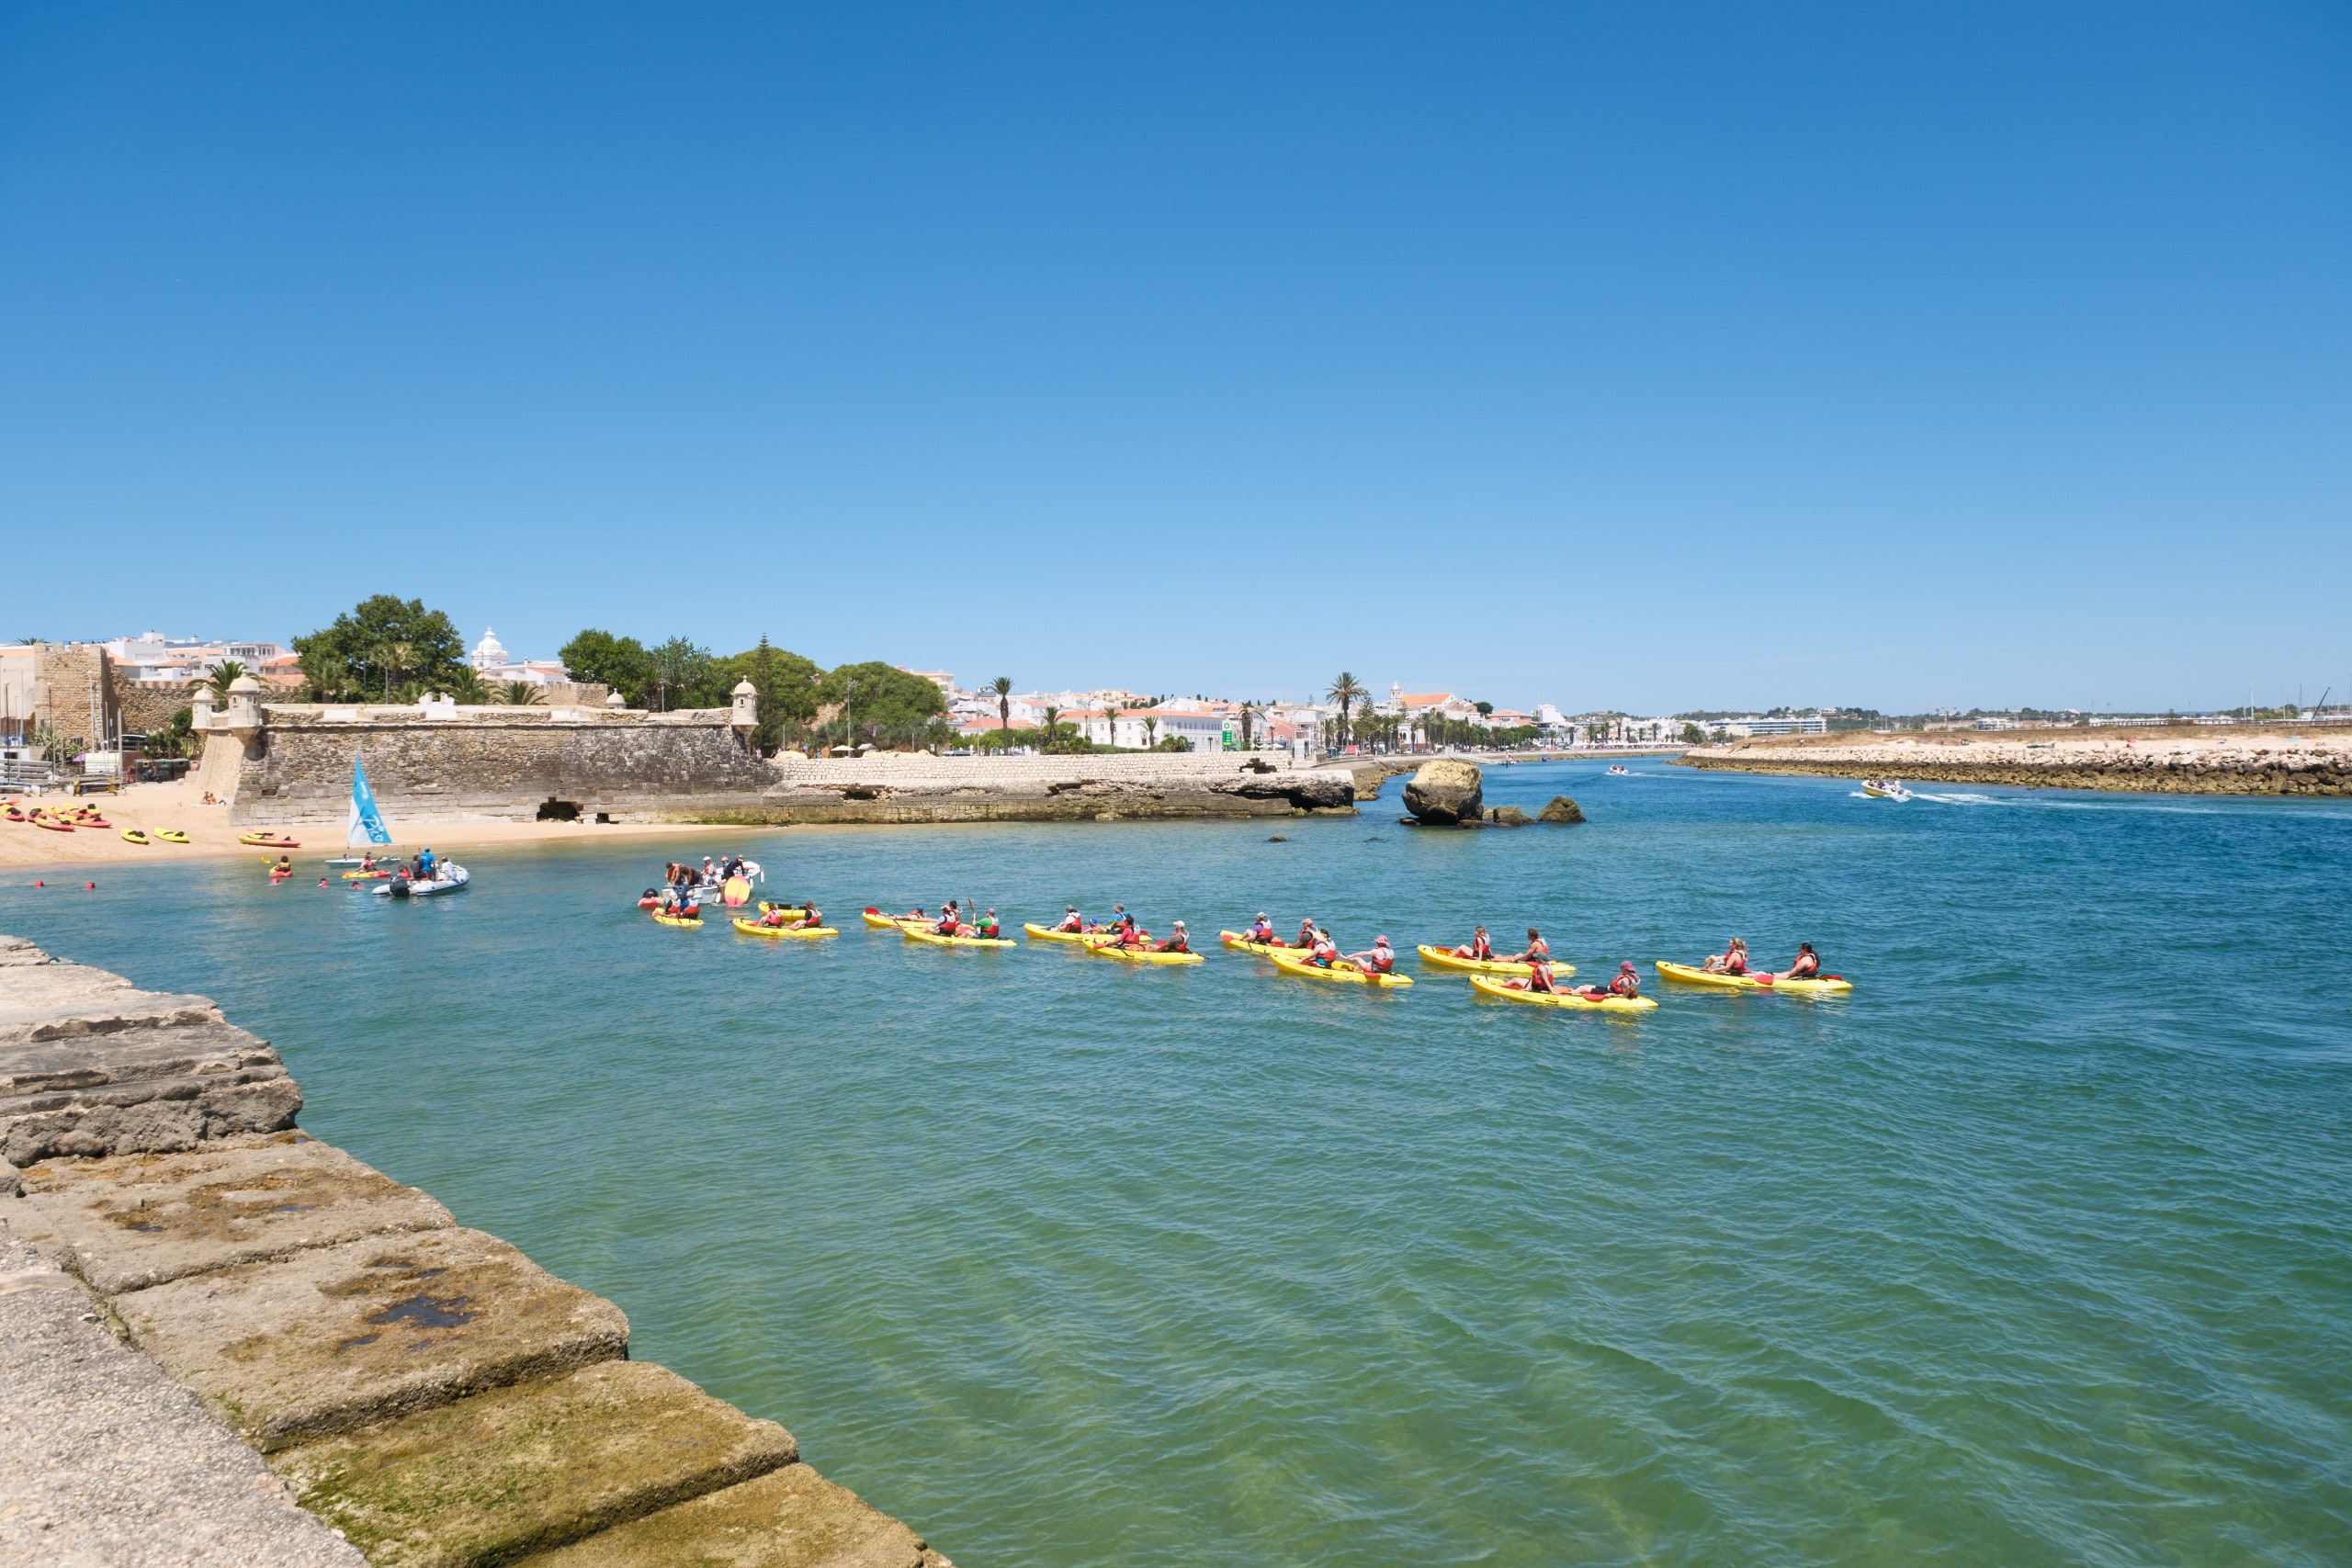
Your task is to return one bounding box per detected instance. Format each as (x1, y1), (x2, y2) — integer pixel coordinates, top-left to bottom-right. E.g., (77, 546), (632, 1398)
(1537, 795), (1586, 823)
(1489, 806), (1532, 827)
(1403, 760), (1484, 824)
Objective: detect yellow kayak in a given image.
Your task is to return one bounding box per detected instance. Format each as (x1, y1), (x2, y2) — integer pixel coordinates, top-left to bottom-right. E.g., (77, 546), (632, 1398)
(1269, 953), (1414, 988)
(650, 911), (705, 929)
(1025, 922), (1118, 944)
(1655, 961), (1851, 994)
(862, 908), (925, 929)
(341, 868), (391, 880)
(1415, 944), (1575, 978)
(1085, 941), (1204, 965)
(120, 829), (151, 845)
(1471, 976), (1656, 1011)
(155, 829), (190, 844)
(1218, 931), (1316, 959)
(732, 917), (837, 940)
(902, 925), (1019, 949)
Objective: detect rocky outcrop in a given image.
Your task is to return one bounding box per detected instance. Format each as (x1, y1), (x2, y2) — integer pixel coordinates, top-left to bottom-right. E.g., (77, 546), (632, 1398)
(2, 942), (946, 1567)
(1677, 738), (2351, 795)
(1403, 760), (1484, 824)
(1488, 806), (1532, 827)
(1537, 795), (1586, 823)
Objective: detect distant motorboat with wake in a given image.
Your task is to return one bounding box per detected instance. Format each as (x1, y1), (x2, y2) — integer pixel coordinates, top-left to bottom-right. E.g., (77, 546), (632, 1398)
(1860, 778), (1914, 801)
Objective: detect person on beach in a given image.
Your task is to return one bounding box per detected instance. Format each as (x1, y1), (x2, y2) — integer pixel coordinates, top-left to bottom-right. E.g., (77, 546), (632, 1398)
(1346, 935), (1396, 975)
(1504, 928), (1549, 965)
(1245, 912), (1275, 944)
(1452, 926), (1495, 961)
(1153, 919), (1193, 953)
(1783, 942), (1822, 978)
(1704, 938), (1749, 976)
(1573, 962), (1642, 1002)
(1055, 905), (1087, 932)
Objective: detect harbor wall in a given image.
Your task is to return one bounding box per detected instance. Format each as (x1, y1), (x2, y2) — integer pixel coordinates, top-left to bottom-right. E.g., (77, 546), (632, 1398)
(1675, 733), (2350, 795)
(211, 705), (1357, 826)
(0, 935), (947, 1567)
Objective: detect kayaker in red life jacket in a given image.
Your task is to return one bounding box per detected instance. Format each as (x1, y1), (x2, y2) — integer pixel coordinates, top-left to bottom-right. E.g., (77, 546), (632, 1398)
(1055, 906), (1087, 932)
(1505, 928), (1548, 965)
(933, 901), (961, 936)
(1295, 917), (1318, 952)
(1346, 936), (1396, 974)
(1245, 913), (1274, 943)
(1574, 963), (1642, 1001)
(797, 900), (821, 928)
(1704, 938), (1749, 976)
(1308, 929), (1340, 967)
(1452, 926), (1495, 960)
(1154, 920), (1191, 953)
(976, 909), (1001, 940)
(1784, 942), (1821, 978)
(1509, 957), (1556, 993)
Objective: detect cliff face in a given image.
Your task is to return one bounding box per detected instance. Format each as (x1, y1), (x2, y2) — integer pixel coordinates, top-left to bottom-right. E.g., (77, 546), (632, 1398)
(1676, 732), (2350, 795)
(1, 939), (946, 1567)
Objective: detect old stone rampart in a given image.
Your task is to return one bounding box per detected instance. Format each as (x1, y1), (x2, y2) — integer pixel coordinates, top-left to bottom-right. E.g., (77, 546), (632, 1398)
(0, 936), (946, 1566)
(209, 705), (1358, 825)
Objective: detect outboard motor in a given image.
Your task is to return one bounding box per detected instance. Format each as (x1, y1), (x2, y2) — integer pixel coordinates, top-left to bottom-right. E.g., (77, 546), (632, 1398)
(389, 874), (413, 898)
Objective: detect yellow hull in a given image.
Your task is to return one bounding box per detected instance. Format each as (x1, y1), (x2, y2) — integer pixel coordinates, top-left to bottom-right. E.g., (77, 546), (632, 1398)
(1269, 953), (1413, 988)
(862, 909), (924, 929)
(154, 830), (189, 844)
(650, 912), (705, 929)
(1086, 942), (1204, 965)
(1471, 976), (1655, 1011)
(1415, 944), (1574, 978)
(902, 926), (1018, 949)
(1025, 922), (1117, 944)
(120, 829), (150, 845)
(1655, 961), (1851, 994)
(1218, 931), (1315, 959)
(731, 917), (838, 940)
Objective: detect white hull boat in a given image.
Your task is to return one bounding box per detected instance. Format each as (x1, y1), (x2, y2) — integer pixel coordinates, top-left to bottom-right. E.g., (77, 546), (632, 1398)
(375, 863), (470, 897)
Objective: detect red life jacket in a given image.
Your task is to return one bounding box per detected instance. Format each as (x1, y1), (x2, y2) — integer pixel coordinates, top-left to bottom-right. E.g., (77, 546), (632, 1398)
(1610, 972), (1640, 998)
(1366, 948), (1394, 973)
(1470, 936), (1492, 958)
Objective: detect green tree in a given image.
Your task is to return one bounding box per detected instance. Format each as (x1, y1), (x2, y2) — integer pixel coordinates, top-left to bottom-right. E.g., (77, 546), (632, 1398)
(990, 676), (1013, 741)
(1326, 672), (1365, 748)
(646, 637), (713, 712)
(817, 661), (946, 749)
(1680, 722), (1705, 745)
(699, 638), (821, 748)
(444, 667), (490, 704)
(499, 681), (546, 705)
(557, 629), (656, 706)
(200, 660), (248, 703)
(295, 596), (466, 700)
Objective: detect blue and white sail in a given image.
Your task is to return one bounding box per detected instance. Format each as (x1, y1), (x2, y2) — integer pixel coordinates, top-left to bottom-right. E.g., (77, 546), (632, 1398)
(346, 749), (393, 847)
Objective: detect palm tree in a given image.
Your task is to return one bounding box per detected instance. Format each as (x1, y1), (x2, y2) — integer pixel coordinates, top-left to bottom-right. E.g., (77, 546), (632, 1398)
(1327, 672), (1365, 749)
(1238, 703), (1257, 750)
(445, 667), (489, 705)
(991, 676), (1013, 740)
(1144, 715), (1159, 750)
(1041, 705), (1061, 751)
(199, 660), (248, 703)
(500, 681), (544, 705)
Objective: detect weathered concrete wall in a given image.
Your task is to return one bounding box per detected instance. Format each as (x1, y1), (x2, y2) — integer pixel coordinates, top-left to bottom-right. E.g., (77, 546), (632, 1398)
(1, 937), (947, 1567)
(217, 706), (1359, 825)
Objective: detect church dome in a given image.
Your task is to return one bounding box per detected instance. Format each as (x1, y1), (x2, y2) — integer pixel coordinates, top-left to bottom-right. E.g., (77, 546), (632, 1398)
(470, 627), (509, 670)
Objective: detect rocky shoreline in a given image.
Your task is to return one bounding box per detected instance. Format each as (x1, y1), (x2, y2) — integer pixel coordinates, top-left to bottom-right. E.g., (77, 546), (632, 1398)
(1675, 729), (2350, 796)
(1, 937), (944, 1568)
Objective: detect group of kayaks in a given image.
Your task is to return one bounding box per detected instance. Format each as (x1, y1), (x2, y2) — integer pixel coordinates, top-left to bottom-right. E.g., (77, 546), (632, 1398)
(4, 800), (191, 843)
(659, 909), (1845, 1015)
(647, 897), (839, 939)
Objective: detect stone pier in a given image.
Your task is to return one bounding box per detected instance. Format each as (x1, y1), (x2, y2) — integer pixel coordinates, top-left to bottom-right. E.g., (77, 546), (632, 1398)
(0, 937), (944, 1568)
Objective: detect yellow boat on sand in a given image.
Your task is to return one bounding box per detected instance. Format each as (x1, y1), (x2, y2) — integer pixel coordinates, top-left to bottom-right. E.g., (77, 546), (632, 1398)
(155, 829), (190, 844)
(1415, 944), (1574, 978)
(1471, 976), (1655, 1011)
(1655, 961), (1851, 994)
(120, 829), (150, 845)
(1269, 953), (1413, 988)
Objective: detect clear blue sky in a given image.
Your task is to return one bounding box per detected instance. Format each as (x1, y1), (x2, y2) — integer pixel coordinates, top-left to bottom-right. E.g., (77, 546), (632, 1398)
(5, 3), (2346, 715)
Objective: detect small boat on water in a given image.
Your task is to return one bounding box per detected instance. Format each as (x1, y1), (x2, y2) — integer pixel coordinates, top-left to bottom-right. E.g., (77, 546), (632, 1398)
(1860, 779), (1914, 802)
(1607, 765), (1630, 775)
(374, 863), (469, 897)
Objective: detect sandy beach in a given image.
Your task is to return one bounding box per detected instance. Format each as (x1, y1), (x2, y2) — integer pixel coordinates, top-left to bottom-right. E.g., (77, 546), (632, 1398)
(0, 778), (738, 872)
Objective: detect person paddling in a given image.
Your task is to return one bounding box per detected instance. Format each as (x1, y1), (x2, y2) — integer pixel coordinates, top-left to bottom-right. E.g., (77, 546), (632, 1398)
(976, 908), (1001, 941)
(1345, 935), (1396, 975)
(1452, 925), (1495, 961)
(1153, 919), (1192, 954)
(1505, 927), (1549, 965)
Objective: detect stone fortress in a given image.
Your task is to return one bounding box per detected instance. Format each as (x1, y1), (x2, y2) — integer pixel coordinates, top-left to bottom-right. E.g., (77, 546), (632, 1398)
(192, 676), (1358, 828)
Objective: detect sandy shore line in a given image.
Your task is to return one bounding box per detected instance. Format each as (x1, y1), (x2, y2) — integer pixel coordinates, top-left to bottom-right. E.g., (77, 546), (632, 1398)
(0, 780), (738, 872)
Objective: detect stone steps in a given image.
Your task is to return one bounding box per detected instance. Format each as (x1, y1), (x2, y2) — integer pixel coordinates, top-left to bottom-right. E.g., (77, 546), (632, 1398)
(3, 940), (944, 1566)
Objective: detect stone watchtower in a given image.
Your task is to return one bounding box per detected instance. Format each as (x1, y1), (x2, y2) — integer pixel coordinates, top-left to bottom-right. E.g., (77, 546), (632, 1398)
(224, 674), (265, 753)
(730, 680), (759, 747)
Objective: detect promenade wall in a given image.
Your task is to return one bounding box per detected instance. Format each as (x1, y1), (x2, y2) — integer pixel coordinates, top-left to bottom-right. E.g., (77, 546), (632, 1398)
(208, 705), (1357, 826)
(0, 936), (945, 1566)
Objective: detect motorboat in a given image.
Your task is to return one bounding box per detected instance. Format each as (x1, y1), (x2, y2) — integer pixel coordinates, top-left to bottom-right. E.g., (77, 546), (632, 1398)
(1607, 764), (1630, 775)
(375, 863), (470, 897)
(1860, 779), (1914, 802)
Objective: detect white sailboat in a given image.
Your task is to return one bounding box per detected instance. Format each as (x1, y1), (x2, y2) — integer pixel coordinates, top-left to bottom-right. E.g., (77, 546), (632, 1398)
(325, 748), (396, 863)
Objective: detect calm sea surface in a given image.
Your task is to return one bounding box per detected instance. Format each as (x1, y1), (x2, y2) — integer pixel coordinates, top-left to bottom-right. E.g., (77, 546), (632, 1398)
(6, 761), (2349, 1566)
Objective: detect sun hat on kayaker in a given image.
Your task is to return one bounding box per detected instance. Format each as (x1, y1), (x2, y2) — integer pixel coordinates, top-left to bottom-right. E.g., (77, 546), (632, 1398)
(1620, 960), (1636, 972)
(1375, 935), (1391, 945)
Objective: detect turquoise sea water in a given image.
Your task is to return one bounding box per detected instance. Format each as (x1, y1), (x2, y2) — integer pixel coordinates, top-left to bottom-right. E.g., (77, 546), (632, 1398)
(6, 760), (2350, 1566)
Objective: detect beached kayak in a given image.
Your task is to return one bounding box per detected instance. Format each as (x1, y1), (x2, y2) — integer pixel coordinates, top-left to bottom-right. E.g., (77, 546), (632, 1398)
(1025, 922), (1119, 944)
(239, 832), (300, 847)
(1086, 942), (1204, 965)
(120, 829), (150, 845)
(731, 917), (838, 940)
(902, 925), (1019, 949)
(155, 829), (189, 843)
(1415, 944), (1576, 978)
(650, 910), (704, 928)
(1218, 931), (1315, 959)
(1269, 953), (1414, 988)
(1655, 961), (1852, 994)
(1470, 976), (1656, 1011)
(34, 818), (72, 832)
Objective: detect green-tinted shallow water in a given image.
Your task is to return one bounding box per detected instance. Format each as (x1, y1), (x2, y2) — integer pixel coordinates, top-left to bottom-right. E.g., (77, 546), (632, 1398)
(7, 761), (2350, 1566)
